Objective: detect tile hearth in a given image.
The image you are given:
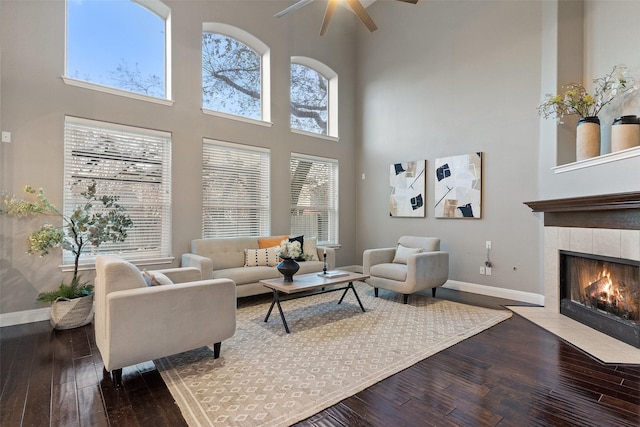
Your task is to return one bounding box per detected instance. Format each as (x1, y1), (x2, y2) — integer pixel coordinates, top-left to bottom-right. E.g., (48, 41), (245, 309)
(509, 305), (640, 364)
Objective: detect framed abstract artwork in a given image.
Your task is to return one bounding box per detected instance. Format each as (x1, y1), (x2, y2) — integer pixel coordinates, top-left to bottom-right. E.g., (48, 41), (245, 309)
(389, 160), (425, 217)
(434, 152), (482, 218)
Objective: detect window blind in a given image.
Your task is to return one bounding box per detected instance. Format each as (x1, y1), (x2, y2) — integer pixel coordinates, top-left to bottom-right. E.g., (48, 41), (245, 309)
(63, 116), (172, 265)
(202, 140), (270, 238)
(290, 153), (338, 245)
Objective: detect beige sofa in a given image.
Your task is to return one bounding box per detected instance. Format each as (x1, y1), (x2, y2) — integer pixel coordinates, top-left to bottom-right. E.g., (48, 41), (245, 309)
(94, 255), (236, 387)
(181, 236), (336, 297)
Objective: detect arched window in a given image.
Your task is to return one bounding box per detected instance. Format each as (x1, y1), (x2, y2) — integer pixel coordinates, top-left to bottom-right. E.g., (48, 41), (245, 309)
(290, 57), (338, 138)
(202, 23), (271, 123)
(65, 0), (171, 101)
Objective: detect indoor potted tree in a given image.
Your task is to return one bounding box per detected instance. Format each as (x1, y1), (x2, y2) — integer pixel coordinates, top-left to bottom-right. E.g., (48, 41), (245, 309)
(1, 182), (133, 329)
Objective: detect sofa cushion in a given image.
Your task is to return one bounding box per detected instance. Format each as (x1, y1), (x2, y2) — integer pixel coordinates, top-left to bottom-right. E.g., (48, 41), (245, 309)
(393, 244), (423, 264)
(370, 263), (408, 282)
(258, 235), (288, 249)
(192, 237), (258, 270)
(213, 266), (280, 285)
(244, 247), (279, 267)
(296, 260), (325, 275)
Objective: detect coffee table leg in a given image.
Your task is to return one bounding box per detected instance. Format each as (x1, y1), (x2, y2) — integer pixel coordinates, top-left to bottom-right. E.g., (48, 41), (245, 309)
(338, 282), (366, 312)
(264, 290), (277, 322)
(265, 289), (290, 333)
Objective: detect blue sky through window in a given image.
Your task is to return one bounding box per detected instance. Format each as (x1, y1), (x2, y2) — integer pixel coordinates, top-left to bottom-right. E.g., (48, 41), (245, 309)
(67, 0), (166, 97)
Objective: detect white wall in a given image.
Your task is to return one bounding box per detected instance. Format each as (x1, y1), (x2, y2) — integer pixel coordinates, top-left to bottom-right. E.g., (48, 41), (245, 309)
(0, 0), (360, 315)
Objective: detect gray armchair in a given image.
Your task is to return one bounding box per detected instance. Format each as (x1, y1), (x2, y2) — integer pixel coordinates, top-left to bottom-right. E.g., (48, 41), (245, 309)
(363, 236), (449, 304)
(94, 255), (237, 387)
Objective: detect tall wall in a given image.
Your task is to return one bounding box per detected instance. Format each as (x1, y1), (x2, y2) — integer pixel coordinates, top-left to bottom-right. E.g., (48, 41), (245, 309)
(356, 0), (543, 296)
(356, 0), (640, 299)
(0, 0), (360, 315)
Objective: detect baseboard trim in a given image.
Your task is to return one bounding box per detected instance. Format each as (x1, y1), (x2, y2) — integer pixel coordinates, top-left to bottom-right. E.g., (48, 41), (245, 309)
(443, 280), (544, 306)
(0, 307), (50, 327)
(1, 278), (543, 327)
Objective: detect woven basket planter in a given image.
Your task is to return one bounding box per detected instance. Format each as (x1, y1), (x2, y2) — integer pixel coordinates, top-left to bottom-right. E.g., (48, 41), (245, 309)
(49, 295), (95, 330)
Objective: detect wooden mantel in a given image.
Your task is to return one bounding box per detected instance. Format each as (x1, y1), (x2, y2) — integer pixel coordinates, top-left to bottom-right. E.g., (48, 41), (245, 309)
(524, 192), (640, 229)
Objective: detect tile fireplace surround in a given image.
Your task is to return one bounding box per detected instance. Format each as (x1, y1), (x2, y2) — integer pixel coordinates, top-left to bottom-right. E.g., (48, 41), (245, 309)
(524, 193), (640, 364)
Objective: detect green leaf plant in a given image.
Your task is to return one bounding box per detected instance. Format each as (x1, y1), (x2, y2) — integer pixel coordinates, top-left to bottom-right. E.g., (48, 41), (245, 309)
(1, 181), (133, 301)
(538, 64), (637, 123)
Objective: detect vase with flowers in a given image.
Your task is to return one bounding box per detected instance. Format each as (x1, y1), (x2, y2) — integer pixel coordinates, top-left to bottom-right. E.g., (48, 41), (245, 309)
(275, 239), (302, 282)
(538, 64), (637, 161)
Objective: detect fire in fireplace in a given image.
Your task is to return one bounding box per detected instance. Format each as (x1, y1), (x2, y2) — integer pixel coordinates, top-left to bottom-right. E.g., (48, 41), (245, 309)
(560, 250), (640, 348)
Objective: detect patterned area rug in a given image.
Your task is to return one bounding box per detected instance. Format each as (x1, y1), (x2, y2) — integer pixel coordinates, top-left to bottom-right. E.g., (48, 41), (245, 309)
(156, 282), (512, 427)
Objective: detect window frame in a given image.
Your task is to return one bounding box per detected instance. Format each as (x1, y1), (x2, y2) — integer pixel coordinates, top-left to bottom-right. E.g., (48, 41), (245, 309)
(202, 139), (271, 239)
(290, 153), (339, 246)
(63, 0), (173, 106)
(290, 56), (338, 140)
(63, 116), (173, 270)
(201, 23), (272, 127)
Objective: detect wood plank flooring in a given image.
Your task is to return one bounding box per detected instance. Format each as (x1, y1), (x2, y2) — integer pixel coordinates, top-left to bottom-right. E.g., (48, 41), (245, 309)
(1, 289), (638, 426)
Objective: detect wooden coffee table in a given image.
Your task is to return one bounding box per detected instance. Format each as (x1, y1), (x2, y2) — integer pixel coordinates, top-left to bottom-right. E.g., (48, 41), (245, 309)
(260, 271), (370, 333)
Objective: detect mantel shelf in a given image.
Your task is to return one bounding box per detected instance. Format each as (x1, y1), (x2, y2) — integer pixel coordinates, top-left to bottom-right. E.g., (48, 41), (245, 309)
(524, 193), (640, 230)
(524, 192), (640, 213)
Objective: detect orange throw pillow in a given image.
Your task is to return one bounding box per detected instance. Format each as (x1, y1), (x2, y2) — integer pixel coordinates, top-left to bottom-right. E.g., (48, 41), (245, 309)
(258, 235), (289, 249)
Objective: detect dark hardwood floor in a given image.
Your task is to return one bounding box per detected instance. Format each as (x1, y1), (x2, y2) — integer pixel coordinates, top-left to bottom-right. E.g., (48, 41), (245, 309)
(1, 288), (638, 426)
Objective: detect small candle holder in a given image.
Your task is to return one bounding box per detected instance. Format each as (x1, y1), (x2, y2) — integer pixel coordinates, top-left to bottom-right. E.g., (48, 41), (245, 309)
(323, 252), (327, 275)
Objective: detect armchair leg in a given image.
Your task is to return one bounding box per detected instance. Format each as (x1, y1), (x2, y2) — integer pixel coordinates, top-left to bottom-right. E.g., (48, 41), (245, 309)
(403, 294), (409, 304)
(374, 288), (379, 298)
(432, 287), (437, 298)
(113, 368), (123, 388)
(213, 342), (221, 359)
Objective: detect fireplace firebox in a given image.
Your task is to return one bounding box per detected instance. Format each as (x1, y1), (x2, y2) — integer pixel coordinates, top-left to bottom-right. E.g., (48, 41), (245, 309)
(560, 250), (640, 348)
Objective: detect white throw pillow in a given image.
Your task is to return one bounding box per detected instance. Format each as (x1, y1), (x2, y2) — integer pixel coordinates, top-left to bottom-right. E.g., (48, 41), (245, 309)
(302, 237), (320, 261)
(245, 247), (279, 267)
(392, 244), (422, 264)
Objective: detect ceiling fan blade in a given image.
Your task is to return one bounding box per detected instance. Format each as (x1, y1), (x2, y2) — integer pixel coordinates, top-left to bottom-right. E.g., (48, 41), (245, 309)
(395, 0), (419, 3)
(346, 0), (378, 32)
(274, 0), (315, 18)
(320, 0), (338, 36)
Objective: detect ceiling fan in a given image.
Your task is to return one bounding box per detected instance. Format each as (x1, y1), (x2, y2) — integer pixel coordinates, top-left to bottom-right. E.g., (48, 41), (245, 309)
(274, 0), (419, 36)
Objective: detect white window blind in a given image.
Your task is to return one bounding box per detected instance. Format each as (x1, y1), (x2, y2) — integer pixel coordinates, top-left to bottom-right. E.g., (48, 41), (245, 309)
(63, 116), (172, 265)
(202, 140), (270, 238)
(290, 153), (338, 245)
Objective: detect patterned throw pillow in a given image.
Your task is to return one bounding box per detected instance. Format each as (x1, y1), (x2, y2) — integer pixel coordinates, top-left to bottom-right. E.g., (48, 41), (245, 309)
(392, 244), (423, 264)
(302, 237), (320, 261)
(244, 247), (279, 267)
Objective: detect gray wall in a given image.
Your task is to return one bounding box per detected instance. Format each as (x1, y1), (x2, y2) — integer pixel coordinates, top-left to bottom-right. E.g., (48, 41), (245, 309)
(356, 0), (543, 295)
(2, 0), (639, 316)
(0, 0), (360, 314)
(355, 0), (640, 297)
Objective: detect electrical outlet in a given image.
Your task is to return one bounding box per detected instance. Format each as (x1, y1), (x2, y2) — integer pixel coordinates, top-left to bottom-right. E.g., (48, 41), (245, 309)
(486, 240), (492, 250)
(479, 266), (485, 275)
(485, 266), (492, 276)
(1, 131), (11, 143)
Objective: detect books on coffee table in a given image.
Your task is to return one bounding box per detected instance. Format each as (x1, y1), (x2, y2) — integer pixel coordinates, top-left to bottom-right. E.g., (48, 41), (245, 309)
(317, 270), (350, 279)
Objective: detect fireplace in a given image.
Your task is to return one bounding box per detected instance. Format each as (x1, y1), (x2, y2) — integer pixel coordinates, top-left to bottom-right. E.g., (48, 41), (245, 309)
(525, 191), (640, 350)
(560, 250), (640, 348)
